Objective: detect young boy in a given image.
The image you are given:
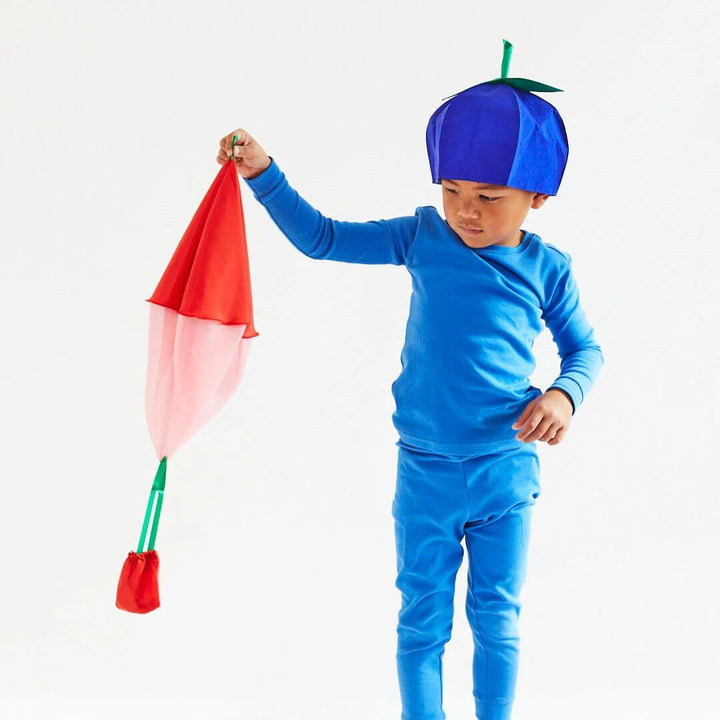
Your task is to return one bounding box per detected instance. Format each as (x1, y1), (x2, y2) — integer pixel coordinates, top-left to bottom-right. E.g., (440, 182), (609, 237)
(218, 41), (603, 720)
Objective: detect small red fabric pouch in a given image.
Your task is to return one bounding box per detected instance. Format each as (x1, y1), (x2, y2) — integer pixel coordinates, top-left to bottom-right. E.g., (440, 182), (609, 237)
(116, 550), (160, 613)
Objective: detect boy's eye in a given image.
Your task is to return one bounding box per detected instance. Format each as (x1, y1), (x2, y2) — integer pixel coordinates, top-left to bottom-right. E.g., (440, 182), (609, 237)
(444, 187), (499, 201)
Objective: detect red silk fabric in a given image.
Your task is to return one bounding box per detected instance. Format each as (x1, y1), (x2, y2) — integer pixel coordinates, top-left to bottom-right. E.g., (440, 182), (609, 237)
(147, 159), (258, 337)
(116, 550), (160, 614)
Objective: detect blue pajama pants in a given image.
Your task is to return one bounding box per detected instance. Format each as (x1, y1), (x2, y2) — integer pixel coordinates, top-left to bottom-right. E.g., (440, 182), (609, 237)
(392, 439), (541, 720)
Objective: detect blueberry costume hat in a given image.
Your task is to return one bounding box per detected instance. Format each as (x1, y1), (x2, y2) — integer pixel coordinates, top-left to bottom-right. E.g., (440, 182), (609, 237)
(426, 39), (569, 196)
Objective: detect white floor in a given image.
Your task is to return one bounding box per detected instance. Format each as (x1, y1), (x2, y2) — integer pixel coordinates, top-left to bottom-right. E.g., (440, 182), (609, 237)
(1, 692), (718, 720)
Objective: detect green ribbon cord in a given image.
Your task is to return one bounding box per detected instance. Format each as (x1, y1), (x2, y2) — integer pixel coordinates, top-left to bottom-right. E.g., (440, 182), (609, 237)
(231, 134), (238, 158)
(137, 457), (167, 553)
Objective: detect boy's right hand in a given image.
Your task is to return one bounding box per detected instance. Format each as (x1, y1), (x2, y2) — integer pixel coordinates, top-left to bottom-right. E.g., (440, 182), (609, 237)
(217, 129), (271, 180)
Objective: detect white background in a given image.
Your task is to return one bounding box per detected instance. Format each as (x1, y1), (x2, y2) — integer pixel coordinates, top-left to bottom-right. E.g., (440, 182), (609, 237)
(2, 1), (719, 718)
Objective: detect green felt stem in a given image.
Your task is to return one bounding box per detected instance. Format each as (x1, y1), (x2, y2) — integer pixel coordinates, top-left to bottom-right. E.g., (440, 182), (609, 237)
(438, 38), (562, 102)
(501, 39), (512, 79)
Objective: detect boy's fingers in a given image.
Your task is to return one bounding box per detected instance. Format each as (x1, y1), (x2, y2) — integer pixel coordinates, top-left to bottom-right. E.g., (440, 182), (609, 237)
(234, 129), (249, 145)
(524, 416), (553, 442)
(218, 141), (245, 157)
(515, 408), (544, 439)
(512, 399), (536, 428)
(227, 129), (250, 151)
(218, 129), (252, 159)
(511, 407), (527, 428)
(538, 422), (561, 442)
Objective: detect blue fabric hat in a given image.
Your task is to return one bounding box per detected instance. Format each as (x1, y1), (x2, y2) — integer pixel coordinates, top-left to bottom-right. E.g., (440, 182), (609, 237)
(426, 39), (569, 196)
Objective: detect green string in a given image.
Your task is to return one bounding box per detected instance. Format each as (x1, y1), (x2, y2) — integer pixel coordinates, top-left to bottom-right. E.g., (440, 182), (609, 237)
(501, 39), (512, 79)
(137, 457), (167, 553)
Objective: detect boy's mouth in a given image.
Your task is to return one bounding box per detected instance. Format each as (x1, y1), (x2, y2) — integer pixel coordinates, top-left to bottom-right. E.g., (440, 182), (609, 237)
(459, 225), (483, 235)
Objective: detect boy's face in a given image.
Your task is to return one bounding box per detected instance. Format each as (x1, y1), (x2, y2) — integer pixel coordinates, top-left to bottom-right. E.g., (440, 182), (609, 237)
(441, 178), (550, 249)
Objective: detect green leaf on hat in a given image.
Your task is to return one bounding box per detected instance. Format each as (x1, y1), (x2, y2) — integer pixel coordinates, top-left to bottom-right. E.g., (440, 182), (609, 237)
(487, 77), (563, 92)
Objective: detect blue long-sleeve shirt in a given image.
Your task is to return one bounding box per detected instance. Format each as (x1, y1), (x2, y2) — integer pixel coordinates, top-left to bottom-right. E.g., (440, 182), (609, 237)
(243, 157), (604, 455)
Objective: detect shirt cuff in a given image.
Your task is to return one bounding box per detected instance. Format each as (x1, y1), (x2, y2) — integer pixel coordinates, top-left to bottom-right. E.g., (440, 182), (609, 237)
(546, 378), (584, 415)
(242, 156), (282, 199)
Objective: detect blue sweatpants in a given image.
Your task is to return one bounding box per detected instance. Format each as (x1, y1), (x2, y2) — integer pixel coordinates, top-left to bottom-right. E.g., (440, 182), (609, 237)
(392, 439), (541, 720)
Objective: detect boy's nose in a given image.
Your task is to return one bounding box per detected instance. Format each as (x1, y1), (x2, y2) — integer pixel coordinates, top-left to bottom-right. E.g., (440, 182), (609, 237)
(458, 202), (480, 218)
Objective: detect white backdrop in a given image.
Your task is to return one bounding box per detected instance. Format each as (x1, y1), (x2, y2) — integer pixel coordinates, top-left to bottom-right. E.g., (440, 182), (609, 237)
(2, 1), (719, 718)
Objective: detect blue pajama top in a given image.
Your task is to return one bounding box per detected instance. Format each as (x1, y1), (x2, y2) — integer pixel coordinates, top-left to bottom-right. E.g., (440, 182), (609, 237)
(243, 157), (604, 455)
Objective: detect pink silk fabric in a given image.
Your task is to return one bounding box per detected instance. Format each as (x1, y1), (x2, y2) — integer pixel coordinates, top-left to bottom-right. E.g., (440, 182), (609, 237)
(145, 303), (254, 459)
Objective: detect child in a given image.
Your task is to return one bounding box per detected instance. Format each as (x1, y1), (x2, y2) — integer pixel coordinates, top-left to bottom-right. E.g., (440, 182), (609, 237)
(218, 40), (603, 720)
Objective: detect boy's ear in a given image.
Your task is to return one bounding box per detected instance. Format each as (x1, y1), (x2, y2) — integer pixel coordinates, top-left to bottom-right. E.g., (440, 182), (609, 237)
(531, 193), (551, 209)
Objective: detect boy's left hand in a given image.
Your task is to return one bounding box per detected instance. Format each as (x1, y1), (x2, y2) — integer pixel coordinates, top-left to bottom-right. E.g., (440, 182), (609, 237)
(512, 389), (573, 445)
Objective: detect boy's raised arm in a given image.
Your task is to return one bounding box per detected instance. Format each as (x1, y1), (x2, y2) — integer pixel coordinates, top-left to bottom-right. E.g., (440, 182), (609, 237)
(242, 157), (419, 266)
(542, 254), (604, 415)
